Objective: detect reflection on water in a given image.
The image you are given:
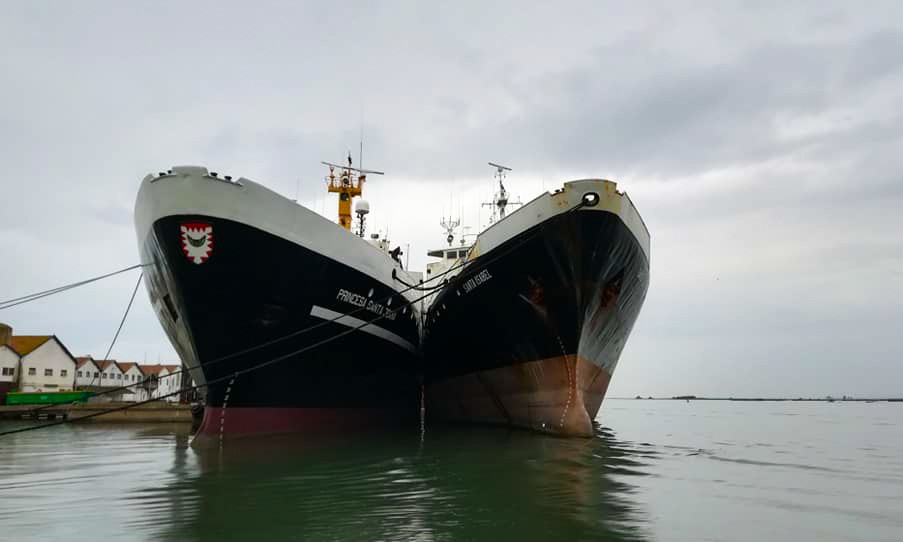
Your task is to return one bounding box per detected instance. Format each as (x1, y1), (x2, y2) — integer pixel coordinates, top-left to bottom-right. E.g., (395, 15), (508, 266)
(155, 426), (652, 541)
(0, 421), (651, 541)
(3, 401), (902, 541)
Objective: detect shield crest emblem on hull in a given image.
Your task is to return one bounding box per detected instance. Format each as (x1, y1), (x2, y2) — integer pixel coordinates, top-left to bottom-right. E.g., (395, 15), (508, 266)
(180, 223), (214, 264)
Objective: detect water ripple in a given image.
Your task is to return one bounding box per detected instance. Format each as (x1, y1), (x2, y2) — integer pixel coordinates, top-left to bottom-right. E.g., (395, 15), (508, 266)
(1, 402), (901, 541)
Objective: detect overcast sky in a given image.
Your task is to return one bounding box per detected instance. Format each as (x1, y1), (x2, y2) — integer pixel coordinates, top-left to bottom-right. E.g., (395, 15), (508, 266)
(1, 1), (901, 398)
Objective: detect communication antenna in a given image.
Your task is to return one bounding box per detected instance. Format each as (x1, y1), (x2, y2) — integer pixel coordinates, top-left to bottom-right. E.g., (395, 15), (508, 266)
(482, 162), (521, 225)
(440, 216), (460, 247)
(359, 104), (365, 171)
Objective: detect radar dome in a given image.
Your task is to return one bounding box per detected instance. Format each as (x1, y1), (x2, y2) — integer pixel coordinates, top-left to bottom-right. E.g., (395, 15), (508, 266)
(355, 199), (370, 215)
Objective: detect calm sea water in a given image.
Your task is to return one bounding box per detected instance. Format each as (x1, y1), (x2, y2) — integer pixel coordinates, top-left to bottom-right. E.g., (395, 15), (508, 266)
(0, 400), (901, 541)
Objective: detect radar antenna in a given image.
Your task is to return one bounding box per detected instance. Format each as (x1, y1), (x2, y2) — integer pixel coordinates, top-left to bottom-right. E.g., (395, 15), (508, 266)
(354, 199), (370, 238)
(322, 159), (384, 231)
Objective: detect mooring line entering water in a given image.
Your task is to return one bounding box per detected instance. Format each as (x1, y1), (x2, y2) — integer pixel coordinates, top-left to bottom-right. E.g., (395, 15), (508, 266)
(23, 250), (468, 416)
(28, 209), (550, 413)
(0, 279), (446, 437)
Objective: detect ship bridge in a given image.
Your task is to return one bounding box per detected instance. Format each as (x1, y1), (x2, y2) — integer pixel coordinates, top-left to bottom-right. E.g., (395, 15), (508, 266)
(427, 247), (471, 261)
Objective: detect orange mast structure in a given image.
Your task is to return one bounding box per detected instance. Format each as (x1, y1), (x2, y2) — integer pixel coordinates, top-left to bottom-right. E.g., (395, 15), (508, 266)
(322, 157), (383, 231)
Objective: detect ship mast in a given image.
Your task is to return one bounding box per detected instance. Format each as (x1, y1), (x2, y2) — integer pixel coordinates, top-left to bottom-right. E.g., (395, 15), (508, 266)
(482, 162), (521, 226)
(322, 156), (383, 231)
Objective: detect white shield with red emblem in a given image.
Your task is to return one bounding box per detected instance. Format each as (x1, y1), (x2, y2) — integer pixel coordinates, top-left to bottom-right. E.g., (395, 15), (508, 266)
(180, 223), (214, 264)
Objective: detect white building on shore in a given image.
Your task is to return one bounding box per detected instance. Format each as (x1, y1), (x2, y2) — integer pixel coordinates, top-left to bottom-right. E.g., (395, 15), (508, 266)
(0, 325), (20, 402)
(0, 344), (18, 385)
(95, 360), (124, 388)
(10, 335), (77, 392)
(141, 364), (184, 403)
(75, 356), (101, 388)
(159, 365), (182, 402)
(118, 362), (148, 402)
(0, 324), (181, 404)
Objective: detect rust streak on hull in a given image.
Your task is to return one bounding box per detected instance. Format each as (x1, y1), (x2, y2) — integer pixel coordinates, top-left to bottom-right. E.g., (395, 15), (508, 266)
(427, 355), (611, 437)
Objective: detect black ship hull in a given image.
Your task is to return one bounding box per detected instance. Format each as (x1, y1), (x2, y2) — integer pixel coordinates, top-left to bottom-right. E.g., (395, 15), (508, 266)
(423, 200), (649, 436)
(136, 169), (421, 444)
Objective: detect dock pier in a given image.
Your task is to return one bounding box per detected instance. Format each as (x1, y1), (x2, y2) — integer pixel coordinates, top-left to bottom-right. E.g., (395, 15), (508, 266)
(0, 402), (193, 423)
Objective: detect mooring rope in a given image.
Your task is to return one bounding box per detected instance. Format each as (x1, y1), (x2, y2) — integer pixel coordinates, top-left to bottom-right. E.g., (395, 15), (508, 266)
(0, 281), (445, 437)
(4, 197), (594, 434)
(29, 252), (472, 413)
(0, 264), (147, 310)
(87, 272), (144, 389)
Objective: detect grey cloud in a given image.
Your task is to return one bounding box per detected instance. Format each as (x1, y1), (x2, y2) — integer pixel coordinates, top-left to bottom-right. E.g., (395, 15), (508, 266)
(492, 30), (903, 177)
(1, 1), (902, 397)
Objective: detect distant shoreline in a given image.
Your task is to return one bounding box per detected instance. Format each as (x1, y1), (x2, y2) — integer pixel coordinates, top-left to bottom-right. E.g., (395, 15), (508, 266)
(610, 396), (903, 402)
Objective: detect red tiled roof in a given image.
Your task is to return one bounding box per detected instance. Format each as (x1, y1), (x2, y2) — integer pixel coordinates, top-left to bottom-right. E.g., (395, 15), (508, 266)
(117, 362), (143, 374)
(76, 357), (99, 369)
(95, 360), (120, 371)
(9, 336), (52, 355)
(139, 364), (167, 375)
